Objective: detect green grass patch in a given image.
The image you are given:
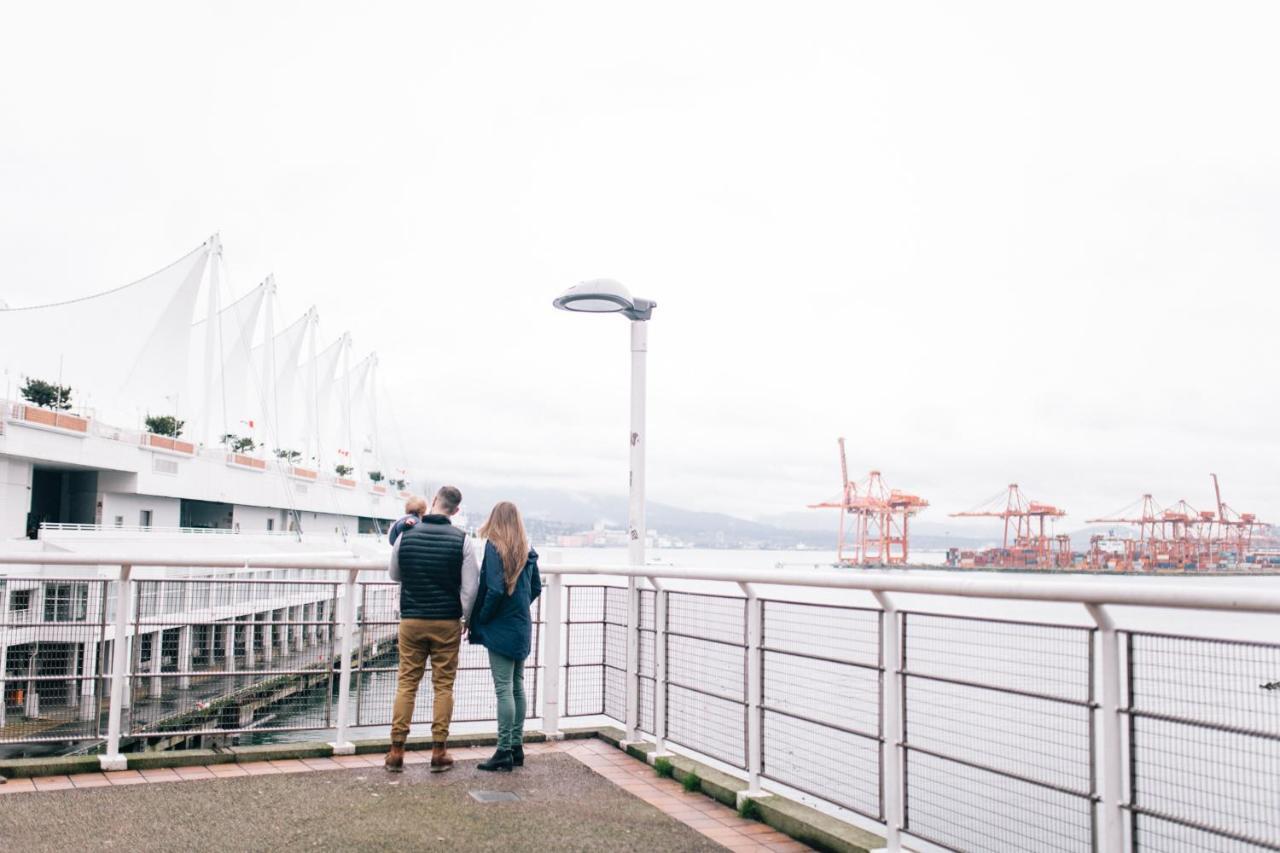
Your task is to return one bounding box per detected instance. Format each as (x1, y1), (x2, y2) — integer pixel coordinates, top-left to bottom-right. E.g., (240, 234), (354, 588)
(681, 772), (701, 793)
(738, 797), (762, 821)
(653, 757), (674, 778)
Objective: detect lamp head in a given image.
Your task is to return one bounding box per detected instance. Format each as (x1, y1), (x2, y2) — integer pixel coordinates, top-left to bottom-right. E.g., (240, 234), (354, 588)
(553, 279), (655, 321)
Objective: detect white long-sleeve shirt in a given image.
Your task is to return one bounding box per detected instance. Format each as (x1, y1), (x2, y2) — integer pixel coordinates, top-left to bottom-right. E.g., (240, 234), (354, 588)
(389, 532), (482, 621)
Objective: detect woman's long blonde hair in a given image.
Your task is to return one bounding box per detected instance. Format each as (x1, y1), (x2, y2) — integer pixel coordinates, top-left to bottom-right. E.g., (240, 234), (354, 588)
(478, 501), (530, 595)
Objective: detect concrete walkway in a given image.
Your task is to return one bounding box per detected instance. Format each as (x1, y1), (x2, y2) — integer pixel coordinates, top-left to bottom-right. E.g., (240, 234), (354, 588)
(0, 740), (810, 852)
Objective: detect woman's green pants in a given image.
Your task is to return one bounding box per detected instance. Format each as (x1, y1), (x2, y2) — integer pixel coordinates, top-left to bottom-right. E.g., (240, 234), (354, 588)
(488, 649), (526, 750)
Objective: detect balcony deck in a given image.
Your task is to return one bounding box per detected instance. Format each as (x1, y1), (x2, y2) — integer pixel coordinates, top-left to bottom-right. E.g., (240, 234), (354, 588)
(0, 738), (811, 853)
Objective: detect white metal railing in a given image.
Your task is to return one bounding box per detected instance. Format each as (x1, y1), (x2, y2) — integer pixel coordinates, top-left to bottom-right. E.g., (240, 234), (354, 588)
(2, 552), (1278, 852)
(38, 523), (302, 537)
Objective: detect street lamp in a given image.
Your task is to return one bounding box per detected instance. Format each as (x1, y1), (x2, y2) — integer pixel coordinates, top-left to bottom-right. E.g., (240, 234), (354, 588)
(554, 279), (656, 743)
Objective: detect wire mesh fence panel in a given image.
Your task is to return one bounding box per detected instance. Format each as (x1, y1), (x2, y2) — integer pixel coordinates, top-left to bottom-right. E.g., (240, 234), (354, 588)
(1127, 632), (1280, 851)
(759, 601), (883, 818)
(127, 577), (342, 736)
(603, 586), (628, 722)
(564, 585), (606, 717)
(350, 584), (543, 727)
(1, 579), (110, 744)
(667, 682), (747, 768)
(905, 748), (1095, 853)
(663, 591), (747, 767)
(902, 612), (1095, 853)
(638, 589), (656, 736)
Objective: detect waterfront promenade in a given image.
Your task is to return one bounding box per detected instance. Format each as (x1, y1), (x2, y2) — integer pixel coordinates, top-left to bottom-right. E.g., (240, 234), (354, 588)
(4, 551), (1280, 852)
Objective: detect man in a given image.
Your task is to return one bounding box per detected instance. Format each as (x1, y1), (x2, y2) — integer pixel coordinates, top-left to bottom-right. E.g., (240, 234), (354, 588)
(385, 485), (479, 773)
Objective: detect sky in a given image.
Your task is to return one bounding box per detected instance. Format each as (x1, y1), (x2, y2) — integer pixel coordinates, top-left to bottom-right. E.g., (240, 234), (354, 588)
(1, 1), (1278, 531)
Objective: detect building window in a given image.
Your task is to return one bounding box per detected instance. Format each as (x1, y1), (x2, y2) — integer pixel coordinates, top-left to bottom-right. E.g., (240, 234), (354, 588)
(44, 583), (89, 622)
(266, 518), (274, 531)
(140, 510), (153, 528)
(114, 516), (124, 527)
(10, 589), (32, 612)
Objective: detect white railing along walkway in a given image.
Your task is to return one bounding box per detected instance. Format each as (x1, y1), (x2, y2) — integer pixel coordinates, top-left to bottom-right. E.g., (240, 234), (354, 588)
(2, 551), (1278, 853)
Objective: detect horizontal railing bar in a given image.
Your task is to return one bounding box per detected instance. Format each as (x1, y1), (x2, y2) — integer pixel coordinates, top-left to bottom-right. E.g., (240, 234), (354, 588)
(550, 565), (1280, 614)
(903, 744), (1095, 800)
(760, 704), (882, 742)
(1124, 805), (1280, 852)
(902, 609), (1098, 634)
(902, 670), (1096, 709)
(128, 668), (332, 678)
(761, 645), (883, 671)
(1121, 708), (1280, 742)
(666, 630), (746, 649)
(1124, 627), (1280, 650)
(5, 558), (1280, 616)
(667, 680), (745, 705)
(0, 674), (105, 683)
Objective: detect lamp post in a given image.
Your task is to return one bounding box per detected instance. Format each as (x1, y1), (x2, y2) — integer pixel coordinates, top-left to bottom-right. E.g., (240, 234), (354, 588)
(554, 279), (656, 742)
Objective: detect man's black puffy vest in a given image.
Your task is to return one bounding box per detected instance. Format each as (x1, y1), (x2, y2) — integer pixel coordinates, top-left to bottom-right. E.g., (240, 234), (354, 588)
(396, 515), (466, 619)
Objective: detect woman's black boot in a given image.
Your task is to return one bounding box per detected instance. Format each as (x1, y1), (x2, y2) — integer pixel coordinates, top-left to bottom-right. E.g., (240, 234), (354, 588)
(478, 748), (514, 772)
(511, 744), (524, 767)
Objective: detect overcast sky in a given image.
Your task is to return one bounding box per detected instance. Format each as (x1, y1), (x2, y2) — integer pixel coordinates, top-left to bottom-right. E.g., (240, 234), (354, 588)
(2, 2), (1277, 530)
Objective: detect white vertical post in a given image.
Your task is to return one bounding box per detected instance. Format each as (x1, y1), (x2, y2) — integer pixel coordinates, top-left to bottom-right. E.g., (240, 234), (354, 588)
(0, 582), (9, 729)
(329, 569), (357, 754)
(653, 580), (669, 756)
(740, 582), (765, 799)
(223, 622), (236, 672)
(1087, 604), (1126, 853)
(874, 591), (903, 852)
(177, 627), (192, 689)
(102, 565), (132, 771)
(625, 319), (647, 743)
(540, 573), (563, 738)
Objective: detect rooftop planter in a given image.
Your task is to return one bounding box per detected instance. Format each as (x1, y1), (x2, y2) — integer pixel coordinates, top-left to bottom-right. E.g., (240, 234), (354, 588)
(335, 477), (356, 489)
(370, 483), (388, 495)
(142, 433), (195, 456)
(291, 466), (318, 481)
(226, 453), (267, 471)
(11, 404), (89, 436)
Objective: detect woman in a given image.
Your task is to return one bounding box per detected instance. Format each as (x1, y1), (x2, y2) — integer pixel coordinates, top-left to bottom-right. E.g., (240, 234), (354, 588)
(470, 501), (541, 772)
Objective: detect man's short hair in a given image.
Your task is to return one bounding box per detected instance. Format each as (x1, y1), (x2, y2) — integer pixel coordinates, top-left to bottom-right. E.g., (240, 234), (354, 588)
(435, 486), (462, 513)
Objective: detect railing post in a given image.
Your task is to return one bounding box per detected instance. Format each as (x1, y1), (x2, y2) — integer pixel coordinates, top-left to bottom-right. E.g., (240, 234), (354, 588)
(101, 564), (133, 771)
(328, 568), (358, 755)
(1086, 603), (1126, 852)
(739, 581), (767, 804)
(541, 573), (563, 738)
(652, 579), (669, 757)
(874, 591), (903, 852)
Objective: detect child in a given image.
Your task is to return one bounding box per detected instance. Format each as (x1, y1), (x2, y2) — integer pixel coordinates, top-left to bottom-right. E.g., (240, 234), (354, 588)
(388, 496), (427, 545)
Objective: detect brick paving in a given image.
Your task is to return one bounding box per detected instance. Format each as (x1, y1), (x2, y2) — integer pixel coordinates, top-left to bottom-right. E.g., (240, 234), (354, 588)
(0, 738), (811, 851)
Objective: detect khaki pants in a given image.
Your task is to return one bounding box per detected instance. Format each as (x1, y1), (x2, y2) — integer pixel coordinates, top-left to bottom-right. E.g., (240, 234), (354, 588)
(391, 618), (460, 743)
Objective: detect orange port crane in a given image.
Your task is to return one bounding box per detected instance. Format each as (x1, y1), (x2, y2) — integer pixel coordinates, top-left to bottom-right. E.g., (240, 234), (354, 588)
(808, 438), (929, 566)
(1211, 473), (1262, 561)
(948, 484), (1071, 568)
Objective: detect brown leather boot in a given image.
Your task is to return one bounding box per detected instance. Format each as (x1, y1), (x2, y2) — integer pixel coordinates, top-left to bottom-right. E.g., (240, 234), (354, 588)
(384, 741), (405, 773)
(430, 742), (453, 773)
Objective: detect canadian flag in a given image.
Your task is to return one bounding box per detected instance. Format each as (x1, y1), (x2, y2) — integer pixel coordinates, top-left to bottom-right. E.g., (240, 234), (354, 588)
(337, 449), (350, 458)
(240, 419), (255, 429)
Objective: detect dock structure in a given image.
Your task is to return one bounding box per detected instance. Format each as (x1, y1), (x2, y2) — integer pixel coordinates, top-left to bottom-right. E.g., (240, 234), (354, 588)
(4, 550), (1280, 852)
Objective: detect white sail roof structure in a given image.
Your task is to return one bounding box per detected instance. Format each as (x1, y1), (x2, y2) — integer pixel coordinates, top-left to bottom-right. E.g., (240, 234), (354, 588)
(0, 241), (211, 427)
(0, 235), (402, 488)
